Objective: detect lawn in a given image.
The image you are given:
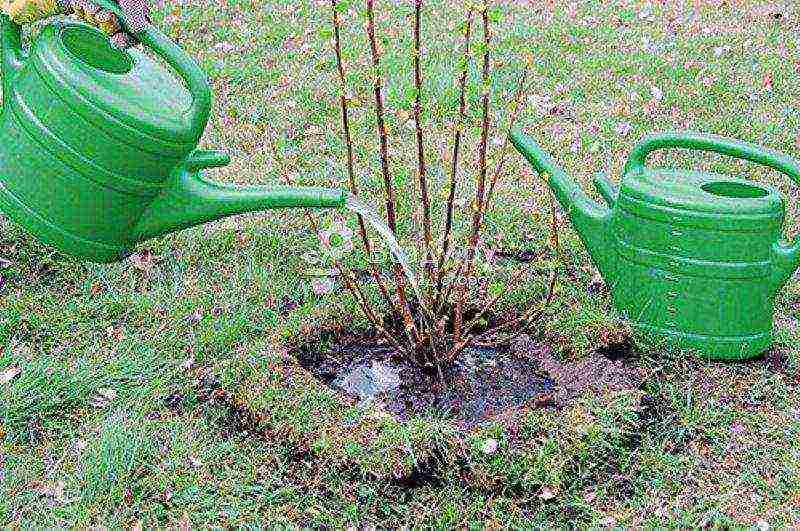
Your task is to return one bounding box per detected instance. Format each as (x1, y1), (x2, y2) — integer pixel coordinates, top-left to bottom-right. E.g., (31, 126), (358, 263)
(2, 0), (799, 526)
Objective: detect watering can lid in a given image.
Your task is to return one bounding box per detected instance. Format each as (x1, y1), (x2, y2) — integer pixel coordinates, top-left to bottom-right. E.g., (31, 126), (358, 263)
(620, 168), (784, 217)
(31, 22), (201, 149)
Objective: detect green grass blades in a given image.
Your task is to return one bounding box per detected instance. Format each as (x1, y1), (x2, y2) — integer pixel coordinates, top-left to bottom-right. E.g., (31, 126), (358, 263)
(1, 0), (799, 526)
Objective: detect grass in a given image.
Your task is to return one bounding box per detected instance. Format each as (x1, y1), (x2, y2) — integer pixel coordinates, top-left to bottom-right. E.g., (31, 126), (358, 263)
(2, 0), (800, 526)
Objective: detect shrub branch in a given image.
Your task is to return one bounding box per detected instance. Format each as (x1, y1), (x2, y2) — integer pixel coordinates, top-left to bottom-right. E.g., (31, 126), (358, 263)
(366, 0), (421, 344)
(435, 8), (474, 308)
(329, 0), (397, 314)
(453, 3), (492, 343)
(412, 0), (434, 290)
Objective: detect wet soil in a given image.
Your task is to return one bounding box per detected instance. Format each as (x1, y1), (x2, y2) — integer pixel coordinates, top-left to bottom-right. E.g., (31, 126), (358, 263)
(292, 319), (652, 427)
(295, 338), (555, 428)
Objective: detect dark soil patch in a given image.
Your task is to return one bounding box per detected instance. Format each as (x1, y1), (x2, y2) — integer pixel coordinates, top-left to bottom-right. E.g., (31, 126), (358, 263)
(493, 247), (542, 263)
(510, 334), (646, 406)
(294, 332), (554, 428)
(301, 343), (554, 428)
(596, 331), (637, 362)
(293, 318), (649, 427)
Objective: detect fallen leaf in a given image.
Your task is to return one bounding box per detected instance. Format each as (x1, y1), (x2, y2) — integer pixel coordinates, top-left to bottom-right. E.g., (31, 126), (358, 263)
(91, 388), (117, 408)
(235, 231), (250, 246)
(213, 41), (236, 53)
(763, 72), (774, 91)
(538, 486), (557, 500)
(186, 308), (204, 324)
(35, 480), (65, 500)
(130, 250), (156, 272)
(106, 326), (125, 342)
(701, 75), (717, 87)
(177, 512), (191, 531)
(0, 366), (20, 384)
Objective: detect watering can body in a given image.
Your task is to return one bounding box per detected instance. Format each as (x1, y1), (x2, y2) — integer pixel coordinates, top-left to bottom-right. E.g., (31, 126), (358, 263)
(0, 9), (344, 263)
(512, 130), (800, 360)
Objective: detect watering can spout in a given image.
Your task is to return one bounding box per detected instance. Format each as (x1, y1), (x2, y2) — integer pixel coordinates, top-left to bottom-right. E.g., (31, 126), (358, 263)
(510, 129), (616, 283)
(132, 150), (346, 243)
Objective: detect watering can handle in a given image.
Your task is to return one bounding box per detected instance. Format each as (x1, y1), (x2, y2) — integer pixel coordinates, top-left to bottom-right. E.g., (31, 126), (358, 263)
(624, 131), (800, 289)
(1, 2), (211, 135)
(624, 132), (800, 185)
(90, 0), (212, 134)
(1, 16), (23, 100)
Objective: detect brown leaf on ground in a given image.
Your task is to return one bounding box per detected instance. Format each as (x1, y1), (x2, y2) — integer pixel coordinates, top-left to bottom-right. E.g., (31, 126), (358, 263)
(91, 388), (117, 408)
(763, 72), (773, 91)
(106, 326), (125, 342)
(177, 512), (191, 531)
(0, 366), (20, 385)
(130, 249), (156, 272)
(33, 480), (65, 501)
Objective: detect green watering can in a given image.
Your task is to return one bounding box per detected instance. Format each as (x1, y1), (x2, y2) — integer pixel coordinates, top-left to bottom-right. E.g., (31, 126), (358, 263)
(0, 3), (345, 264)
(512, 130), (800, 360)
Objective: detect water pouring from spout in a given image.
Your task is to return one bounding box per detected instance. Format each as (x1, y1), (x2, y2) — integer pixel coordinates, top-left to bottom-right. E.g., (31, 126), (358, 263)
(343, 194), (423, 303)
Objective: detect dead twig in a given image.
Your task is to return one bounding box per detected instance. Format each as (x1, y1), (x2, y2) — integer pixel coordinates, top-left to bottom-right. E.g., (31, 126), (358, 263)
(266, 125), (407, 351)
(445, 268), (557, 362)
(485, 67), (531, 207)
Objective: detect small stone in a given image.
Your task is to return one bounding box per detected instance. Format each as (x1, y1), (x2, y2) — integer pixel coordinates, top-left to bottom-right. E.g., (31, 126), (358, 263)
(730, 422), (746, 436)
(90, 388), (117, 408)
(615, 122), (633, 137)
(650, 86), (664, 101)
(481, 438), (499, 455)
(509, 334), (536, 355)
(713, 45), (730, 58)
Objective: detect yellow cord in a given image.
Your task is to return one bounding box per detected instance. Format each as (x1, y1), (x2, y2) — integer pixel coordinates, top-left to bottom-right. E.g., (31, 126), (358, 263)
(3, 0), (61, 25)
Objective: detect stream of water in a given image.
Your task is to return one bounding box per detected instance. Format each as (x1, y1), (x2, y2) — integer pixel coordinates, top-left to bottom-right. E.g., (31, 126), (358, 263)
(344, 194), (422, 302)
